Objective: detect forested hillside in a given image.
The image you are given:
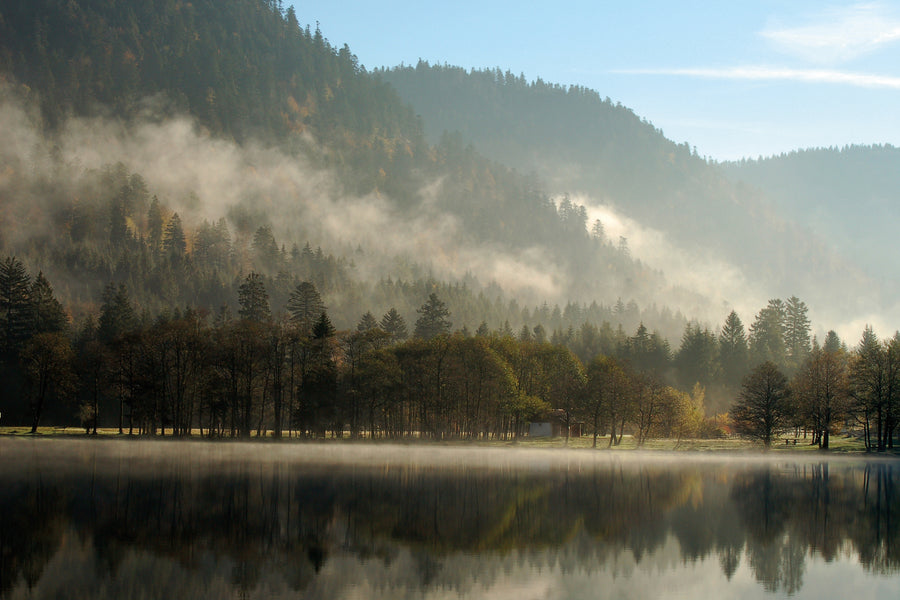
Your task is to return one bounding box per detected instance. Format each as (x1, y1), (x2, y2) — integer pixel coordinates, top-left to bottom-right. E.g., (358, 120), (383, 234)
(721, 144), (900, 283)
(0, 0), (418, 145)
(0, 0), (686, 324)
(379, 63), (876, 327)
(0, 0), (696, 426)
(0, 0), (893, 444)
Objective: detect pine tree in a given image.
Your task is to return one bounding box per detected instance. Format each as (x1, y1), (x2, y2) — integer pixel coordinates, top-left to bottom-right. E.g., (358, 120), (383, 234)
(108, 197), (130, 249)
(252, 225), (280, 269)
(674, 321), (718, 388)
(475, 321), (490, 337)
(97, 283), (137, 343)
(823, 330), (843, 354)
(238, 272), (271, 323)
(381, 307), (408, 342)
(287, 281), (325, 331)
(719, 310), (749, 387)
(783, 296), (811, 370)
(414, 293), (452, 339)
(163, 212), (187, 258)
(749, 299), (786, 368)
(0, 256), (33, 360)
(357, 311), (379, 332)
(147, 196), (164, 252)
(31, 272), (68, 335)
(312, 312), (336, 339)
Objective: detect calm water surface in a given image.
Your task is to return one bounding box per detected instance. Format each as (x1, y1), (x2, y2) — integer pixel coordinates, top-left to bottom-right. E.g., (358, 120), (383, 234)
(1, 438), (898, 599)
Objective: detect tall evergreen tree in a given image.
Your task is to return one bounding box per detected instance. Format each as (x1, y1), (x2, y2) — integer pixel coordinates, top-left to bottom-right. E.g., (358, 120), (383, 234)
(0, 256), (33, 360)
(357, 311), (379, 332)
(147, 196), (164, 252)
(252, 225), (280, 269)
(414, 293), (452, 339)
(108, 197), (130, 249)
(719, 310), (749, 387)
(381, 307), (408, 342)
(823, 330), (844, 354)
(312, 312), (336, 340)
(674, 321), (718, 389)
(31, 272), (68, 335)
(238, 272), (271, 323)
(97, 283), (137, 343)
(163, 213), (187, 258)
(749, 300), (786, 369)
(783, 296), (811, 371)
(849, 327), (900, 451)
(287, 281), (325, 331)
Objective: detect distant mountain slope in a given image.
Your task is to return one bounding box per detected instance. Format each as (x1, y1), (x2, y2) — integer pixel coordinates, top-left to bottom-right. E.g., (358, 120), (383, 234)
(379, 63), (881, 328)
(721, 145), (900, 282)
(378, 62), (699, 205)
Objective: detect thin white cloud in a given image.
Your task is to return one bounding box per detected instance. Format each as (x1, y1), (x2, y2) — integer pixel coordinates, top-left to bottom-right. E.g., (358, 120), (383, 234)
(761, 3), (900, 64)
(615, 66), (900, 89)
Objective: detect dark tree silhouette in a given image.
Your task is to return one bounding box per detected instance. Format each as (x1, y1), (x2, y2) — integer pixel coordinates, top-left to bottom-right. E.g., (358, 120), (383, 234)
(732, 361), (792, 447)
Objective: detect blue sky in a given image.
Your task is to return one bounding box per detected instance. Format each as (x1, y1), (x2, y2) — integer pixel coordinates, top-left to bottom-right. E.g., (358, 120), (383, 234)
(292, 1), (900, 161)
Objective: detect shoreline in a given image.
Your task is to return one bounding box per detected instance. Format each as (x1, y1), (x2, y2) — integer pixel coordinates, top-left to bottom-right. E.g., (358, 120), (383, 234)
(2, 427), (896, 455)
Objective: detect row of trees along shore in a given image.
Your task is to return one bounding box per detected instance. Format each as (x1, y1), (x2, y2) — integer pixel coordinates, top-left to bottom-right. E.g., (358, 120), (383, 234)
(1, 255), (897, 450)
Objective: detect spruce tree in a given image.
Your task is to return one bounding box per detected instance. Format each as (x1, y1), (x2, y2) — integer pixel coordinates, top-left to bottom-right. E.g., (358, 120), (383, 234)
(147, 196), (164, 252)
(784, 296), (811, 370)
(287, 281), (325, 331)
(31, 272), (68, 335)
(238, 272), (271, 323)
(749, 300), (786, 368)
(0, 256), (32, 360)
(414, 293), (451, 339)
(719, 310), (749, 387)
(380, 307), (408, 342)
(98, 283), (137, 343)
(357, 311), (379, 332)
(163, 213), (187, 258)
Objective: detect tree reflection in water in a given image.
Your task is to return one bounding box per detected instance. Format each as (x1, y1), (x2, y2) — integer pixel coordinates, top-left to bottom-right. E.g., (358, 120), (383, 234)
(0, 440), (897, 599)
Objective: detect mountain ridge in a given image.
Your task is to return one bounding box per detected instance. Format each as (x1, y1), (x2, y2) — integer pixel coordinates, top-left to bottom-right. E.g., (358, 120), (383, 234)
(379, 62), (889, 333)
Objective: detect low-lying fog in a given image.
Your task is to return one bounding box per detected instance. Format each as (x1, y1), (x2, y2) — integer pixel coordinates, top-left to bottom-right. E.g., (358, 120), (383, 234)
(1, 437), (886, 475)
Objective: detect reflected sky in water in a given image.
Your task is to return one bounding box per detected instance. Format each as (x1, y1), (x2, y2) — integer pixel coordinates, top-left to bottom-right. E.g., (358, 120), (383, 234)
(1, 439), (898, 599)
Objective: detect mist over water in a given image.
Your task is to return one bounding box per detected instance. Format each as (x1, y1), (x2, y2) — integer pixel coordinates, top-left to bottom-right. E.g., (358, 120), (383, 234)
(2, 438), (898, 599)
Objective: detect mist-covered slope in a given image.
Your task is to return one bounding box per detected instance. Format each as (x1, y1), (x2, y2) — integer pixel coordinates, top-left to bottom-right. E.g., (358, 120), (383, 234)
(0, 0), (698, 338)
(379, 63), (883, 332)
(721, 145), (900, 286)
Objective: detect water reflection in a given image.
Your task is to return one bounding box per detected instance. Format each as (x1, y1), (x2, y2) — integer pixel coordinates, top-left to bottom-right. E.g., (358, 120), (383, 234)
(1, 439), (898, 599)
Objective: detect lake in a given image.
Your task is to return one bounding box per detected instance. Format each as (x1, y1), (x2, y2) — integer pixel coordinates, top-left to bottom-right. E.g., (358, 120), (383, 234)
(1, 438), (898, 599)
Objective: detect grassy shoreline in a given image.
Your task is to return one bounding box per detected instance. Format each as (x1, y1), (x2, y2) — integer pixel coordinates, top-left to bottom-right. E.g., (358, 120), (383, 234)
(2, 426), (893, 454)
